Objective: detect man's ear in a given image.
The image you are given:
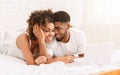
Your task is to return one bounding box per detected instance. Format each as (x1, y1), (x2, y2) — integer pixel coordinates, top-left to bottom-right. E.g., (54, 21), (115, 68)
(66, 22), (71, 29)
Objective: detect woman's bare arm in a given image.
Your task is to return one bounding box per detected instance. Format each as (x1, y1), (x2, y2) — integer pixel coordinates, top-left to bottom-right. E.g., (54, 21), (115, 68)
(33, 25), (48, 56)
(16, 33), (35, 65)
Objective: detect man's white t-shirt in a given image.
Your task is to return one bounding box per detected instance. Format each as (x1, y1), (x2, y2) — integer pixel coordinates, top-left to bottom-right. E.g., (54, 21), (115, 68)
(50, 28), (87, 57)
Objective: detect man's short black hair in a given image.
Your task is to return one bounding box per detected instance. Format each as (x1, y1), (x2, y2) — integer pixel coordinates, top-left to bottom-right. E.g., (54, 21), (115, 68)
(53, 11), (70, 23)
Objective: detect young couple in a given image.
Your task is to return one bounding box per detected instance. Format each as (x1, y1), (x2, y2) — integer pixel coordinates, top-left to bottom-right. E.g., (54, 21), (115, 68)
(16, 9), (87, 65)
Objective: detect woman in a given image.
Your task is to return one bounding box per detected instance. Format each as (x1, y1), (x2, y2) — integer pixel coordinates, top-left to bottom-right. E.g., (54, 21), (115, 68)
(16, 9), (55, 65)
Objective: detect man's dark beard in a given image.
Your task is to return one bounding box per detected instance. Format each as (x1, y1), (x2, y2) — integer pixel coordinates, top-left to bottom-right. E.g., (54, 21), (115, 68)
(55, 31), (66, 42)
(56, 37), (63, 42)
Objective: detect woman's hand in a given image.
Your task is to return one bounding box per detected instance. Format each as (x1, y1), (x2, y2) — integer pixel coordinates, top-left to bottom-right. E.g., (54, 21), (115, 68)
(35, 56), (47, 65)
(33, 25), (45, 42)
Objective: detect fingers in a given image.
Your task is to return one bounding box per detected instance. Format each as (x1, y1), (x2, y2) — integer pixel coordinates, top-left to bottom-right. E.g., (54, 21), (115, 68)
(62, 56), (74, 64)
(68, 57), (74, 63)
(64, 59), (74, 64)
(35, 56), (47, 65)
(33, 25), (39, 34)
(33, 25), (45, 41)
(70, 59), (74, 63)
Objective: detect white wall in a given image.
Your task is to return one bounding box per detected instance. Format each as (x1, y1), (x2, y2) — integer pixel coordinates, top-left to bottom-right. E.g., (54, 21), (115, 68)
(85, 0), (120, 25)
(0, 0), (85, 30)
(112, 25), (120, 48)
(80, 24), (120, 49)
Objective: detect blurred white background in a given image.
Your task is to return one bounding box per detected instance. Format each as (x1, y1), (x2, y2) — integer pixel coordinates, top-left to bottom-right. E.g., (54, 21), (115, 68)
(0, 0), (120, 48)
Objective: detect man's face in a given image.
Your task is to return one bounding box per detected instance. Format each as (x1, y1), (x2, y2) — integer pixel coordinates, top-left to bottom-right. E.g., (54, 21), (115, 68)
(54, 22), (67, 42)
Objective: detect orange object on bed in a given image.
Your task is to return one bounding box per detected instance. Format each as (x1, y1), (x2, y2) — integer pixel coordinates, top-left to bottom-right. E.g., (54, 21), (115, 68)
(92, 69), (120, 75)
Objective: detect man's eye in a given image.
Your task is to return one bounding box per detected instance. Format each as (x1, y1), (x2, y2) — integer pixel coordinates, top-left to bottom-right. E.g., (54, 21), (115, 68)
(55, 27), (61, 30)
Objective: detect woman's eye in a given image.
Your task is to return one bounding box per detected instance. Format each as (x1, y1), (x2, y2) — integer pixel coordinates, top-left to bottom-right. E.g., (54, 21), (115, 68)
(44, 30), (49, 32)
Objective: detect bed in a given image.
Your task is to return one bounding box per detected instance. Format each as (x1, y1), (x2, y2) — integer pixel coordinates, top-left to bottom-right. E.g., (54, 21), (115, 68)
(0, 28), (120, 75)
(0, 52), (120, 75)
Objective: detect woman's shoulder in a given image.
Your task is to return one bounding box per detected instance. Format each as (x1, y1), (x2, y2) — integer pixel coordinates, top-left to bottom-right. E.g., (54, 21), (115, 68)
(16, 32), (30, 49)
(17, 32), (29, 38)
(16, 32), (30, 44)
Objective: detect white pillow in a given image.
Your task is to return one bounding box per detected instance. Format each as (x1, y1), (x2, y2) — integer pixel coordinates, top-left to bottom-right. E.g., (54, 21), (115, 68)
(5, 29), (21, 40)
(0, 40), (11, 54)
(0, 28), (5, 41)
(0, 40), (24, 60)
(0, 40), (17, 54)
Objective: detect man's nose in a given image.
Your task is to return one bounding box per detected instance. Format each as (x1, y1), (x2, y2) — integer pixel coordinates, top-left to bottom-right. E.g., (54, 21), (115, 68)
(55, 29), (58, 34)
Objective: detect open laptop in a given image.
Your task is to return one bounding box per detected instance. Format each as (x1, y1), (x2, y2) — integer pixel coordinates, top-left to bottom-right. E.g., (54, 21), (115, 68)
(81, 43), (113, 66)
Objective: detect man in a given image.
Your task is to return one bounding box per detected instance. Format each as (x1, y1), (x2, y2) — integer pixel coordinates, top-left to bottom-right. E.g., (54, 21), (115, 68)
(46, 11), (87, 64)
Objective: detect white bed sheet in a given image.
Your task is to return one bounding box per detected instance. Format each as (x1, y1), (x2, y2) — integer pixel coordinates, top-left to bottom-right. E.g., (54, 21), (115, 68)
(0, 51), (120, 75)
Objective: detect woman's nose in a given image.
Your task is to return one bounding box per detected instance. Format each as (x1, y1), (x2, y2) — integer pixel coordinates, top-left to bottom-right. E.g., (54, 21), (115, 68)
(49, 31), (55, 36)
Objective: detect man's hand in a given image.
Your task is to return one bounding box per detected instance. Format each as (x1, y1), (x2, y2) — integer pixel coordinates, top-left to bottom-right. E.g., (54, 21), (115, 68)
(35, 56), (47, 65)
(59, 56), (74, 64)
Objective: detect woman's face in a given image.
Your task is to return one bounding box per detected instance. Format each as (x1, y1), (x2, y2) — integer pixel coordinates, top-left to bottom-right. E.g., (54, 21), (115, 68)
(43, 23), (55, 43)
